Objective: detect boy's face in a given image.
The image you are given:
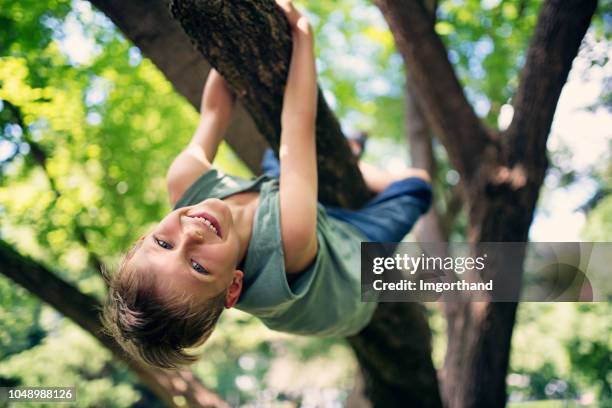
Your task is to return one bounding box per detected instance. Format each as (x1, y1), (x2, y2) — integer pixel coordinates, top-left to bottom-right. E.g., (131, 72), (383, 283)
(129, 198), (243, 306)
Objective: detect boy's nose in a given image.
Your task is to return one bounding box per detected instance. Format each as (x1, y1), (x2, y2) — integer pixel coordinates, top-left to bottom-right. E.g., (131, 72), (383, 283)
(184, 227), (206, 243)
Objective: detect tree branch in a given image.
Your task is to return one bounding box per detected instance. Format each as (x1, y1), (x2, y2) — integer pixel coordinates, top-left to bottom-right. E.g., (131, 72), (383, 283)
(405, 77), (451, 244)
(505, 0), (598, 172)
(374, 0), (492, 182)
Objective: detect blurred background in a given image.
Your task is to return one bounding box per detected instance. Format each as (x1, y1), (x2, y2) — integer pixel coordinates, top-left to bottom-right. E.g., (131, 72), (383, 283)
(0, 0), (610, 406)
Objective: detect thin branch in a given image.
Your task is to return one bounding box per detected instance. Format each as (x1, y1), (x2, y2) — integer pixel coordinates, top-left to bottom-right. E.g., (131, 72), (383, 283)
(3, 101), (105, 273)
(441, 184), (463, 237)
(374, 0), (492, 182)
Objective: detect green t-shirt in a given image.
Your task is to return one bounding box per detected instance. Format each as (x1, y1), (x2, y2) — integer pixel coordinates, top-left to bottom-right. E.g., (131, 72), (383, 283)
(174, 168), (377, 337)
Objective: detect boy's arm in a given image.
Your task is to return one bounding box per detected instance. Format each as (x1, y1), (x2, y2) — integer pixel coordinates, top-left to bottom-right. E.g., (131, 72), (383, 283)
(277, 1), (319, 275)
(167, 69), (235, 206)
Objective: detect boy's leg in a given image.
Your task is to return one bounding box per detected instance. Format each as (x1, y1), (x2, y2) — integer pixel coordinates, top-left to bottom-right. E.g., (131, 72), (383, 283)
(325, 175), (433, 242)
(358, 161), (431, 194)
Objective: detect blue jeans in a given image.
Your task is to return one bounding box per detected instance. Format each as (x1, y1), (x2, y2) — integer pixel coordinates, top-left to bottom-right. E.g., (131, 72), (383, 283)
(261, 148), (432, 242)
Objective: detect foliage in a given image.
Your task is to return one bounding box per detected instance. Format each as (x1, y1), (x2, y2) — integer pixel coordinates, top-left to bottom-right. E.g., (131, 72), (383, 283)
(0, 276), (44, 360)
(0, 314), (141, 408)
(197, 309), (356, 404)
(509, 303), (612, 405)
(582, 195), (612, 240)
(581, 162), (612, 242)
(0, 0), (610, 406)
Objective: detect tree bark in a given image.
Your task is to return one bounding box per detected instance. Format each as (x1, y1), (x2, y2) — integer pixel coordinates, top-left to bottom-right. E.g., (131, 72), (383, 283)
(347, 303), (442, 407)
(375, 0), (597, 406)
(447, 2), (598, 407)
(0, 240), (229, 408)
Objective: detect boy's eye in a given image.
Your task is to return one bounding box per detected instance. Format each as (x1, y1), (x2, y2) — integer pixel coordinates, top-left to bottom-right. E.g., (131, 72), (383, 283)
(191, 261), (209, 275)
(155, 238), (172, 249)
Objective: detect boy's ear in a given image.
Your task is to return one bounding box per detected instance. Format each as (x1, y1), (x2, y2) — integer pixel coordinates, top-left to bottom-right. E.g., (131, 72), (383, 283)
(224, 270), (244, 309)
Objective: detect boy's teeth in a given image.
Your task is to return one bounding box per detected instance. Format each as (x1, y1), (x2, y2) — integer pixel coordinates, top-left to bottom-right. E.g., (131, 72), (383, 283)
(194, 216), (218, 235)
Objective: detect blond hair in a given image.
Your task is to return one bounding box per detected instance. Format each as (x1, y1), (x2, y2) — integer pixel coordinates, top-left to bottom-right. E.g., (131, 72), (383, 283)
(101, 239), (226, 369)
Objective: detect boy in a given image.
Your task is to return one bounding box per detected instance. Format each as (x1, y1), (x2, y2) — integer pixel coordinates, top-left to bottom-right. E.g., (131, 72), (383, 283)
(102, 0), (432, 369)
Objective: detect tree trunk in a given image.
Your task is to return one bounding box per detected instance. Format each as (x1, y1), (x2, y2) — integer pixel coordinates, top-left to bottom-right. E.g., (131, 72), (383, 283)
(375, 0), (597, 406)
(0, 240), (229, 408)
(346, 303), (442, 407)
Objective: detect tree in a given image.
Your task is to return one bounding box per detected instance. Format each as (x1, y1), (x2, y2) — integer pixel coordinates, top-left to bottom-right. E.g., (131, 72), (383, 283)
(0, 0), (601, 406)
(372, 1), (596, 405)
(167, 0), (597, 406)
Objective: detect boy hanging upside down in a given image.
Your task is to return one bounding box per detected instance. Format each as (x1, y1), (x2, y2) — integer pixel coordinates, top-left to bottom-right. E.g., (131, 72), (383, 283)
(102, 0), (432, 369)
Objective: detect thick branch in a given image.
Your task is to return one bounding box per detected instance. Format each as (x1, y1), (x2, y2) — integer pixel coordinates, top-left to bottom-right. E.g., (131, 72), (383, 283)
(169, 0), (370, 207)
(88, 0), (266, 173)
(347, 303), (443, 407)
(505, 0), (598, 171)
(0, 240), (228, 408)
(374, 0), (491, 182)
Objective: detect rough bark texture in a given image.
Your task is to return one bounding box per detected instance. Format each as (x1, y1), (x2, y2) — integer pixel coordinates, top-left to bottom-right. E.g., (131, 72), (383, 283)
(0, 240), (229, 408)
(88, 0), (266, 173)
(169, 0), (370, 208)
(375, 0), (597, 406)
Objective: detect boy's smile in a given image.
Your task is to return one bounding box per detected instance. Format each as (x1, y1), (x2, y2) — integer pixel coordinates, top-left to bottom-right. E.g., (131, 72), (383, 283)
(185, 212), (222, 238)
(186, 198), (233, 240)
(128, 197), (251, 307)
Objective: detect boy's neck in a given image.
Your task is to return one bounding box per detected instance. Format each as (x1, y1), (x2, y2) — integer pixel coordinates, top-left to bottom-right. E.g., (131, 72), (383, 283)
(224, 192), (259, 268)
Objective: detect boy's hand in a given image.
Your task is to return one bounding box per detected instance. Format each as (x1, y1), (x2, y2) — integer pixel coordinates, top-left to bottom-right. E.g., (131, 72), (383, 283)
(276, 0), (312, 36)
